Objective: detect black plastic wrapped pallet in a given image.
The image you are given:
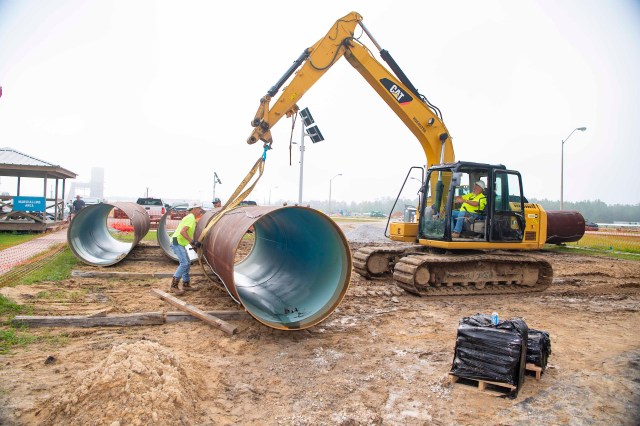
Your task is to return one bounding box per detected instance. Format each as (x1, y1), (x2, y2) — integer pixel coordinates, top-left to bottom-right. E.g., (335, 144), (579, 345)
(450, 314), (528, 397)
(527, 329), (552, 370)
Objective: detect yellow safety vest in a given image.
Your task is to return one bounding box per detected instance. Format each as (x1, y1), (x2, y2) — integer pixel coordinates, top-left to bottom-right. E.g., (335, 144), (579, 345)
(460, 192), (486, 214)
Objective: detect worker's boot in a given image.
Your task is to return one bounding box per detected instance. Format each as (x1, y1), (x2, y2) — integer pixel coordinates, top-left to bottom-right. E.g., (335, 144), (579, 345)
(182, 281), (196, 291)
(169, 277), (184, 295)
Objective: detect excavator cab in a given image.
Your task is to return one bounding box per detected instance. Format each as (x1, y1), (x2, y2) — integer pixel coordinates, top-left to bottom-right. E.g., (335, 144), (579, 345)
(418, 161), (526, 243)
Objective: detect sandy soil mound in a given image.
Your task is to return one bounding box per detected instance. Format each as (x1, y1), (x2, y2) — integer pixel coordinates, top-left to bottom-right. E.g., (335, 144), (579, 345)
(38, 340), (201, 425)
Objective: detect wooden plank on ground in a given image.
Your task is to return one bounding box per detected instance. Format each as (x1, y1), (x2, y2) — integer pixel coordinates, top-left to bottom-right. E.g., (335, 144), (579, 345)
(449, 374), (517, 397)
(12, 312), (165, 328)
(526, 363), (543, 381)
(86, 308), (113, 318)
(165, 310), (250, 323)
(72, 270), (205, 279)
(151, 288), (238, 335)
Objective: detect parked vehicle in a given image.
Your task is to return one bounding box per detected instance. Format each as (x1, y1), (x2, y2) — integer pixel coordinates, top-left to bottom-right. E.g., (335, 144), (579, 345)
(169, 204), (189, 220)
(136, 197), (167, 221)
(585, 220), (599, 231)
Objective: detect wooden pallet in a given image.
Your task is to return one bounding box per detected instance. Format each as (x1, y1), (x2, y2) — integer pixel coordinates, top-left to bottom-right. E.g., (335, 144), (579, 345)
(526, 363), (543, 381)
(449, 374), (517, 396)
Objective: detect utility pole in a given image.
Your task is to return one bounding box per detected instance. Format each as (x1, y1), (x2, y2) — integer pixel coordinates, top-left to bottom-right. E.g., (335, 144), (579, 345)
(296, 107), (325, 205)
(329, 173), (342, 214)
(560, 127), (587, 210)
(213, 172), (221, 201)
(298, 123), (306, 205)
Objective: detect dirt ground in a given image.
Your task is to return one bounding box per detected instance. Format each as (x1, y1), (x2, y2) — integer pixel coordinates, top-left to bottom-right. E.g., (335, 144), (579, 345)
(1, 222), (639, 425)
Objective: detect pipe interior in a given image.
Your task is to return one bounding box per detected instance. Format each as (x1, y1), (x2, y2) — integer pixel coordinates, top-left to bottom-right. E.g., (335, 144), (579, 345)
(233, 208), (350, 329)
(67, 204), (134, 266)
(157, 212), (173, 259)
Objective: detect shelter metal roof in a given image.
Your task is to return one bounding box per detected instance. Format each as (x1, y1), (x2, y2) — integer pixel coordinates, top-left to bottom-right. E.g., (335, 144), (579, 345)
(0, 147), (77, 179)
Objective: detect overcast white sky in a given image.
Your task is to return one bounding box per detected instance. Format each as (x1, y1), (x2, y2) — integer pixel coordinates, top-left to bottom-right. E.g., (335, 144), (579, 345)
(1, 0), (639, 206)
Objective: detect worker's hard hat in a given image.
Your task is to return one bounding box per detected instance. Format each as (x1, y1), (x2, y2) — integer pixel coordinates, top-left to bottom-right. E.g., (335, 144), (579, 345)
(189, 202), (203, 210)
(475, 180), (486, 190)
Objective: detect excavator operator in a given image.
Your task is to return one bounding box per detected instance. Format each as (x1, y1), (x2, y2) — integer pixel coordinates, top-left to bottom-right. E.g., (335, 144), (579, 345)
(451, 180), (487, 237)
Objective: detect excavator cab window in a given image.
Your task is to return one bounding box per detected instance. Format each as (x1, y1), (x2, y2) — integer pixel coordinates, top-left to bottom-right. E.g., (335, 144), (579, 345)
(448, 170), (489, 239)
(419, 167), (490, 240)
(490, 171), (525, 241)
(418, 170), (451, 239)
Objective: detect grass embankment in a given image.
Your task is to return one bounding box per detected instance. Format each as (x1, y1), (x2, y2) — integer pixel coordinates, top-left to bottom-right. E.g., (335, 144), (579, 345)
(0, 232), (43, 250)
(549, 231), (640, 260)
(0, 246), (77, 354)
(569, 232), (640, 254)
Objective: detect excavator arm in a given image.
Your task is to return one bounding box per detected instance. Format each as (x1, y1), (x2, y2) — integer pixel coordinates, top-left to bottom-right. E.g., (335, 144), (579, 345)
(247, 11), (455, 169)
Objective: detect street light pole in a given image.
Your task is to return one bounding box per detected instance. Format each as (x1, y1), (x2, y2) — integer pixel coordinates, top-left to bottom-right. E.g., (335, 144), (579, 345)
(560, 126), (587, 210)
(298, 124), (306, 205)
(329, 173), (342, 214)
(213, 172), (221, 202)
(269, 186), (278, 205)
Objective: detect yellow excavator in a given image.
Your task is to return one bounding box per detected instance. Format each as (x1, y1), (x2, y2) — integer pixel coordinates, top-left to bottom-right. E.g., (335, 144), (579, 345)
(247, 12), (584, 296)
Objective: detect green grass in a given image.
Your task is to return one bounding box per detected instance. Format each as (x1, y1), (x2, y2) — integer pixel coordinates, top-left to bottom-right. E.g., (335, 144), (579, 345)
(0, 232), (44, 250)
(0, 328), (38, 354)
(1, 292), (70, 355)
(13, 247), (79, 286)
(545, 244), (640, 261)
(35, 289), (86, 302)
(567, 232), (640, 254)
(108, 228), (158, 242)
(0, 295), (35, 354)
(0, 294), (31, 316)
(0, 326), (69, 354)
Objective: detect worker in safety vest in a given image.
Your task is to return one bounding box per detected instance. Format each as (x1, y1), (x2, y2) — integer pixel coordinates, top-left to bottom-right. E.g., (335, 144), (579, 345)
(169, 204), (205, 294)
(451, 180), (487, 238)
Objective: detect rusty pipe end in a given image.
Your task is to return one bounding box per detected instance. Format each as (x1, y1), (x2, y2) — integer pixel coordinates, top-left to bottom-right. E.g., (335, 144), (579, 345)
(545, 210), (585, 244)
(199, 206), (352, 330)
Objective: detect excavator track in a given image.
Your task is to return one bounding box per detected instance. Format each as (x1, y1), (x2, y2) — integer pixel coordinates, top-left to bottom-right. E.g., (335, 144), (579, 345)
(392, 252), (553, 296)
(353, 244), (424, 278)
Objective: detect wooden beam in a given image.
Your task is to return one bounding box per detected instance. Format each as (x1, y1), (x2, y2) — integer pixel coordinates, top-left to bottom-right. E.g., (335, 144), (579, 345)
(86, 308), (113, 318)
(9, 310), (249, 328)
(166, 310), (250, 323)
(151, 288), (238, 335)
(12, 312), (165, 328)
(71, 270), (205, 279)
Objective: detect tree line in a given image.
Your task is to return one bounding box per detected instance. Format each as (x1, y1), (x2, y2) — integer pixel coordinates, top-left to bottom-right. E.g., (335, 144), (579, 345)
(528, 199), (640, 223)
(302, 197), (640, 223)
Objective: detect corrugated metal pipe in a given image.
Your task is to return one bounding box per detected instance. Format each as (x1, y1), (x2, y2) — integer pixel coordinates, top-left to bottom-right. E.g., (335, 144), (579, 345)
(67, 202), (150, 266)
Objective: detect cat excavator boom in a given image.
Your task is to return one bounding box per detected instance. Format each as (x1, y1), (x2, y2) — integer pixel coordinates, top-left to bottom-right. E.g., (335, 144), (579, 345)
(246, 11), (584, 296)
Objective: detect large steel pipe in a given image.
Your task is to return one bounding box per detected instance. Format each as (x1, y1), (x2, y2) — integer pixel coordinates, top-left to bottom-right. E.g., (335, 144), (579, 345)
(68, 202), (150, 266)
(546, 210), (585, 244)
(195, 206), (352, 330)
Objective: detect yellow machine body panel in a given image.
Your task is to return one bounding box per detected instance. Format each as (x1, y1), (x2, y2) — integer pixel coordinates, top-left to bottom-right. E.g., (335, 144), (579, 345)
(389, 222), (418, 242)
